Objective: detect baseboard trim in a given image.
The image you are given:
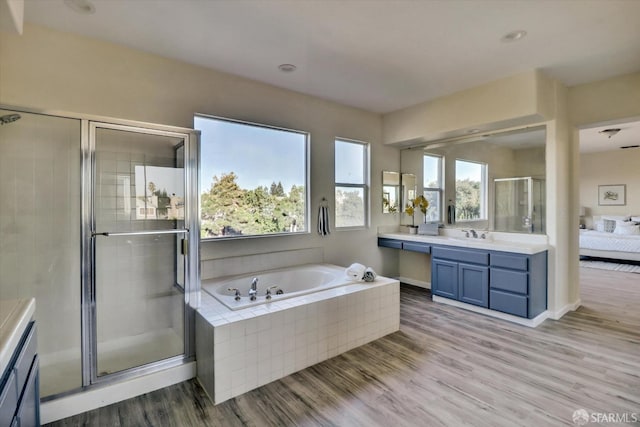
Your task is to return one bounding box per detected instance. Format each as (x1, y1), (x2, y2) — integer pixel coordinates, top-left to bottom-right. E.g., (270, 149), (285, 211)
(551, 299), (582, 320)
(432, 296), (549, 327)
(40, 362), (196, 424)
(397, 276), (430, 289)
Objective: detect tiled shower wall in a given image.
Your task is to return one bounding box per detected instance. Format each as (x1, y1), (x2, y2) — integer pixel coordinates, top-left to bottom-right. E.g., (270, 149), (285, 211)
(0, 112), (82, 359)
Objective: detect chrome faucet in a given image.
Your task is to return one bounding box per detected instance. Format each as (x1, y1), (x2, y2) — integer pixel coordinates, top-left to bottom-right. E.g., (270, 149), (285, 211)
(470, 229), (478, 238)
(249, 277), (258, 301)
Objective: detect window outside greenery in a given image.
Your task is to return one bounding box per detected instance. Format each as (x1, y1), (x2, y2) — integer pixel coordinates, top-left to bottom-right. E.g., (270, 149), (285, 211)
(335, 139), (369, 228)
(455, 159), (487, 221)
(423, 154), (443, 222)
(196, 115), (308, 238)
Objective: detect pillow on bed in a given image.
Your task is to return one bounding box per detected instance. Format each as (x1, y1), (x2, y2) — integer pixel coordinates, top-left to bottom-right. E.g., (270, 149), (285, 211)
(602, 215), (631, 222)
(594, 220), (605, 232)
(631, 216), (640, 222)
(603, 219), (617, 233)
(613, 224), (640, 235)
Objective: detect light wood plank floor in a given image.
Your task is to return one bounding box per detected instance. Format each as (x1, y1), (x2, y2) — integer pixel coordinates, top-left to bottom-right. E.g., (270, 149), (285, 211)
(47, 267), (640, 426)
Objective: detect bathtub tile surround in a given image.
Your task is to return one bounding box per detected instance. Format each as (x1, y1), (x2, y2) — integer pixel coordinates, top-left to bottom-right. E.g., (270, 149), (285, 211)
(196, 267), (399, 404)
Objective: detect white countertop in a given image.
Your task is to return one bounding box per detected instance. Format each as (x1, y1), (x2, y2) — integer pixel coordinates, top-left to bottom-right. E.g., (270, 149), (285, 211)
(0, 298), (36, 375)
(378, 232), (549, 255)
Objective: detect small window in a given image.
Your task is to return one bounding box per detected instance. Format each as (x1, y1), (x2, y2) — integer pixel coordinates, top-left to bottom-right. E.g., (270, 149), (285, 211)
(196, 115), (309, 239)
(335, 139), (369, 228)
(423, 154), (443, 222)
(455, 159), (487, 221)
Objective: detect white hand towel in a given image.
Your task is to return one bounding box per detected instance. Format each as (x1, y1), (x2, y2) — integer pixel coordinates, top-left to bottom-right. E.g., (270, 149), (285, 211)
(346, 263), (366, 280)
(363, 267), (377, 282)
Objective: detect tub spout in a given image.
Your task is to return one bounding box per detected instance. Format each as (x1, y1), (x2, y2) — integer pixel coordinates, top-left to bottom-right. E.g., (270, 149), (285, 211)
(249, 277), (258, 301)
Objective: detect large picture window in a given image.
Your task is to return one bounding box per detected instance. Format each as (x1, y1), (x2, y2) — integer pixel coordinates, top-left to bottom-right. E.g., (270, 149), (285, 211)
(455, 159), (487, 221)
(196, 115), (308, 239)
(335, 139), (369, 228)
(423, 154), (443, 222)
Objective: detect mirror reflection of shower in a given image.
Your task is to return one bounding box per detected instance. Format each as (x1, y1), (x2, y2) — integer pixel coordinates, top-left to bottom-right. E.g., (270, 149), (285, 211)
(0, 113), (21, 125)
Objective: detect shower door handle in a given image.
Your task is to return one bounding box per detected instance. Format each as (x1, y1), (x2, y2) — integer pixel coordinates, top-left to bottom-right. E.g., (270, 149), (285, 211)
(91, 229), (189, 237)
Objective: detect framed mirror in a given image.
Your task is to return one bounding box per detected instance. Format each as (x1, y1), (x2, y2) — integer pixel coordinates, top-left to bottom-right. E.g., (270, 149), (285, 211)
(382, 171), (400, 213)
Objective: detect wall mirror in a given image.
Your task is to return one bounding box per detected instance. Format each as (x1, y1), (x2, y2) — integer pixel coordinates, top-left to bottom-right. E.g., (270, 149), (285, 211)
(400, 125), (547, 234)
(382, 171), (400, 213)
(401, 173), (416, 213)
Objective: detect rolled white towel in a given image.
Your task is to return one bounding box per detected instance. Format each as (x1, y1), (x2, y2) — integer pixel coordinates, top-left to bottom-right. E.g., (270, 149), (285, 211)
(346, 263), (366, 281)
(363, 267), (377, 282)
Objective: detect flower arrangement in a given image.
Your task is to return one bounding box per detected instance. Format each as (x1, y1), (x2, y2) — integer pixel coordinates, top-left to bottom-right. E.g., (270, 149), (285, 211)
(405, 195), (429, 227)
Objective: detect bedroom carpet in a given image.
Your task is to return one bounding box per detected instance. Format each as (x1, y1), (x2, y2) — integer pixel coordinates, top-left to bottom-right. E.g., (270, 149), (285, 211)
(580, 260), (640, 273)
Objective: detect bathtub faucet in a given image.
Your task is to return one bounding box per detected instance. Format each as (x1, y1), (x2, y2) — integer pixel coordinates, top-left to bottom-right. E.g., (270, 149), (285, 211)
(249, 277), (258, 301)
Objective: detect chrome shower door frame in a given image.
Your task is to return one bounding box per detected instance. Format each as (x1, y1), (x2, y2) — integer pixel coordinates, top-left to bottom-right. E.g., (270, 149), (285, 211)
(81, 119), (200, 388)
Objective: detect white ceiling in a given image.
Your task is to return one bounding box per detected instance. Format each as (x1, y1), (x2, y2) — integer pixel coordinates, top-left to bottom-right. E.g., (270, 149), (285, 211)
(20, 1), (640, 153)
(580, 119), (640, 153)
(23, 0), (640, 116)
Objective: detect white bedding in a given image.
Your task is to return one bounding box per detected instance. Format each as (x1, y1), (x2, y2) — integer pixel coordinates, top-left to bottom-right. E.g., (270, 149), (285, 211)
(580, 230), (640, 253)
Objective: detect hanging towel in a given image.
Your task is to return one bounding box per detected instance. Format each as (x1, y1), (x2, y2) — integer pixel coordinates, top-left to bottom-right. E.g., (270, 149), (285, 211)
(346, 263), (366, 280)
(362, 267), (377, 282)
(318, 204), (331, 236)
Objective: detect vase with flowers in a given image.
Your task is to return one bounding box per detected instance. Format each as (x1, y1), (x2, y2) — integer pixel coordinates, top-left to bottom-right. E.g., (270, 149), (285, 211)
(405, 195), (429, 234)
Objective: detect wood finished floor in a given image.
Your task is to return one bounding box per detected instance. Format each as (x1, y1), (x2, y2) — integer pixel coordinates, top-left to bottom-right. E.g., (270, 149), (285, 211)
(47, 267), (640, 427)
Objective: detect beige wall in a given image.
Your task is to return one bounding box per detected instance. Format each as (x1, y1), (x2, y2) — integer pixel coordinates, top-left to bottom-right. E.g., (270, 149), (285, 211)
(383, 70), (551, 145)
(0, 24), (400, 277)
(580, 148), (640, 226)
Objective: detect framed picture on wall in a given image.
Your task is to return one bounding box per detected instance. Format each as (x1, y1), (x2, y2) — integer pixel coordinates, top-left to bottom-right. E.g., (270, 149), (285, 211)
(598, 184), (626, 206)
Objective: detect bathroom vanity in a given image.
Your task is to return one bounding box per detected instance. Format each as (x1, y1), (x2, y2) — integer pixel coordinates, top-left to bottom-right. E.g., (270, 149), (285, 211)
(379, 232), (549, 326)
(0, 299), (39, 427)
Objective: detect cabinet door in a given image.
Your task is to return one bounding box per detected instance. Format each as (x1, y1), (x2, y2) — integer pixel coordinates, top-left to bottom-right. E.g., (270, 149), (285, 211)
(432, 259), (458, 300)
(458, 263), (489, 307)
(15, 356), (39, 427)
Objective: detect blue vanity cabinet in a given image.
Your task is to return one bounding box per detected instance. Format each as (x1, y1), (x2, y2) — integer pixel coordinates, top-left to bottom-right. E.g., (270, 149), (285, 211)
(489, 251), (547, 319)
(0, 321), (39, 427)
(431, 246), (489, 308)
(378, 238), (431, 254)
(431, 259), (458, 299)
(458, 263), (489, 307)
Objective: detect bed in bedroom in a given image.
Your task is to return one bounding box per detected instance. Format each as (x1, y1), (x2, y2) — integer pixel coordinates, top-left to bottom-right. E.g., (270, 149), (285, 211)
(580, 215), (640, 262)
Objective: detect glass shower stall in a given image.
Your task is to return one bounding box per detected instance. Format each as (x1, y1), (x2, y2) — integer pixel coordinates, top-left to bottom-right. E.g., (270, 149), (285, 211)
(494, 177), (545, 234)
(0, 107), (199, 399)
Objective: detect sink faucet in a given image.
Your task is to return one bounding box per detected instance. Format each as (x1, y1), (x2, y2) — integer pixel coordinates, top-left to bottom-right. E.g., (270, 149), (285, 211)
(249, 277), (258, 301)
(470, 229), (478, 238)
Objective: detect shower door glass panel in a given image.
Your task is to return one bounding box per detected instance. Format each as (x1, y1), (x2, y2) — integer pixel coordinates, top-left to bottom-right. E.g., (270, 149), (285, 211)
(494, 178), (529, 233)
(93, 126), (186, 376)
(0, 110), (82, 397)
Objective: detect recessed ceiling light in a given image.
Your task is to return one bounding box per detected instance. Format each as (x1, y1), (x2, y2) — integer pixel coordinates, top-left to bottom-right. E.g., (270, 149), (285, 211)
(278, 64), (297, 73)
(501, 30), (527, 43)
(599, 128), (621, 138)
(64, 0), (96, 14)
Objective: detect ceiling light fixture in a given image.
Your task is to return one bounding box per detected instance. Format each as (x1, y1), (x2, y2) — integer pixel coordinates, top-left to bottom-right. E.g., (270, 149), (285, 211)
(64, 0), (96, 14)
(599, 128), (621, 139)
(278, 64), (297, 73)
(501, 30), (527, 43)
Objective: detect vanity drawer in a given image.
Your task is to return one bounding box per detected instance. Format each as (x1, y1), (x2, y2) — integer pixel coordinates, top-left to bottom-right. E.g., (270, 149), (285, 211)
(432, 247), (489, 265)
(402, 242), (431, 254)
(490, 269), (528, 294)
(378, 238), (402, 249)
(14, 323), (36, 396)
(491, 253), (529, 271)
(0, 371), (17, 427)
(490, 290), (528, 317)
